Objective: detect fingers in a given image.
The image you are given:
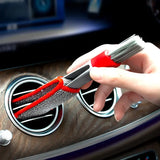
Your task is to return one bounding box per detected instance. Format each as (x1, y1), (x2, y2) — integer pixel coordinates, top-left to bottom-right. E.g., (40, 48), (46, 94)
(123, 42), (160, 73)
(67, 42), (160, 75)
(90, 67), (148, 95)
(93, 84), (114, 112)
(93, 84), (143, 122)
(114, 91), (144, 122)
(90, 67), (160, 106)
(66, 42), (160, 123)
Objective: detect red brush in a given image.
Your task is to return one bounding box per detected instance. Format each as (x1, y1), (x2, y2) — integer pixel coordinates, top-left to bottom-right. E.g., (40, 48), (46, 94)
(12, 35), (145, 120)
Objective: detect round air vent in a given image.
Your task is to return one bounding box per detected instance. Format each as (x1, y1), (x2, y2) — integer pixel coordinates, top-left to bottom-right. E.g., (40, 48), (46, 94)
(5, 75), (64, 136)
(77, 81), (121, 118)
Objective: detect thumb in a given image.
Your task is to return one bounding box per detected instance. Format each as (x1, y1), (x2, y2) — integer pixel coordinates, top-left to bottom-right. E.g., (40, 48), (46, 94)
(90, 67), (148, 95)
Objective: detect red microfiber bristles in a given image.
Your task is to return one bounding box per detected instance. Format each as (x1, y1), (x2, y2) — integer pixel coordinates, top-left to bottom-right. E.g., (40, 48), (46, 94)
(12, 76), (62, 103)
(13, 76), (80, 119)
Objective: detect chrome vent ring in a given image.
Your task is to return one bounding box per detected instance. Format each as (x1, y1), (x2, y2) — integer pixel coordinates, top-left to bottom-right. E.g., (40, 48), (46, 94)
(5, 75), (64, 136)
(77, 81), (122, 118)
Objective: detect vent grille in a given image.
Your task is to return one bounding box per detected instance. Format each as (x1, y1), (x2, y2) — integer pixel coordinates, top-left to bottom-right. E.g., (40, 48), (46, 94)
(77, 81), (121, 118)
(5, 75), (64, 136)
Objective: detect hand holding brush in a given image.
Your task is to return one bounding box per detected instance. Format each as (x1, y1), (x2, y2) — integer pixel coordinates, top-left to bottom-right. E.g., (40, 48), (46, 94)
(13, 35), (155, 121)
(68, 37), (160, 121)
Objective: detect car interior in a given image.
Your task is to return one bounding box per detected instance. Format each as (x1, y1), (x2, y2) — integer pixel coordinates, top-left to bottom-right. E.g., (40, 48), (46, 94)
(0, 0), (160, 159)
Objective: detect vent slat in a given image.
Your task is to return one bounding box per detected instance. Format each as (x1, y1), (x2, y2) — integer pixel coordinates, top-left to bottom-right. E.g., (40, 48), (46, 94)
(21, 114), (54, 124)
(81, 88), (97, 96)
(89, 98), (112, 107)
(13, 89), (35, 97)
(13, 103), (31, 111)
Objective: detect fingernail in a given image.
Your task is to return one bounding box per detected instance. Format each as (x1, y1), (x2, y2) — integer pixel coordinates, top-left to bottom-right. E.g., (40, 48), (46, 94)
(93, 102), (101, 112)
(115, 114), (120, 122)
(114, 111), (124, 122)
(130, 101), (142, 109)
(66, 65), (73, 73)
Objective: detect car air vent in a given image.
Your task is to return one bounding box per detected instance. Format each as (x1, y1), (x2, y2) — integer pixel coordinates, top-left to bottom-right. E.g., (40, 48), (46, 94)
(5, 75), (64, 136)
(77, 81), (121, 118)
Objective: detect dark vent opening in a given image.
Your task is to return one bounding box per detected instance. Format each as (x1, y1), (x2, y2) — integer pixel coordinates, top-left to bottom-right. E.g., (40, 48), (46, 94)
(20, 110), (57, 130)
(22, 110), (56, 129)
(77, 81), (121, 118)
(83, 93), (94, 106)
(12, 81), (42, 112)
(13, 82), (40, 97)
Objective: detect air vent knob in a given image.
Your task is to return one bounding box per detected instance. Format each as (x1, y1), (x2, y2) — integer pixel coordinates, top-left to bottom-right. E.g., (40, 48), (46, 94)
(0, 130), (12, 146)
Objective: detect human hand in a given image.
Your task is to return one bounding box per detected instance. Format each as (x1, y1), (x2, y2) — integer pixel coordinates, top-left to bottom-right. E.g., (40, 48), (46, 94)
(67, 43), (160, 121)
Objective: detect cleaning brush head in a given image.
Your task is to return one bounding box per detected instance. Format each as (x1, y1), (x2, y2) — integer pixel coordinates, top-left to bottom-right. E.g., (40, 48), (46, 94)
(13, 77), (80, 120)
(108, 35), (145, 63)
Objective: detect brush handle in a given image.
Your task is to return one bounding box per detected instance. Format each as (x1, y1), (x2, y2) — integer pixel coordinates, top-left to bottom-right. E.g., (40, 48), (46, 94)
(66, 50), (121, 89)
(66, 35), (145, 89)
(90, 50), (120, 68)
